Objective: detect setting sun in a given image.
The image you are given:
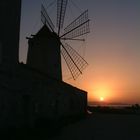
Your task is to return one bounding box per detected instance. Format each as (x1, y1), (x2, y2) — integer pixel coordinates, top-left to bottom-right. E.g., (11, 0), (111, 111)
(100, 97), (104, 101)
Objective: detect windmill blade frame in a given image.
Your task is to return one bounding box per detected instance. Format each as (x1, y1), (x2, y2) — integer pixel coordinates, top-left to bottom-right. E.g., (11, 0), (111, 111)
(57, 0), (68, 35)
(41, 4), (55, 32)
(61, 10), (90, 39)
(61, 42), (88, 80)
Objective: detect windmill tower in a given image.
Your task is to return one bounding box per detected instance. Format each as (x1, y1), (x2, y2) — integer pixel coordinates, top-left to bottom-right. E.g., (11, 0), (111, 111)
(27, 24), (62, 80)
(27, 0), (90, 81)
(0, 0), (21, 65)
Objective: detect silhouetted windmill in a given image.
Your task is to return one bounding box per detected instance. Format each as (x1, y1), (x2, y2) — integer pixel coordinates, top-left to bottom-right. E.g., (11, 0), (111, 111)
(30, 0), (90, 80)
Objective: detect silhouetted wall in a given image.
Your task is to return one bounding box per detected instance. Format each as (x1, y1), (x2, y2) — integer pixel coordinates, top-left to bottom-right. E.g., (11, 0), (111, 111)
(0, 0), (21, 65)
(27, 25), (62, 80)
(0, 64), (87, 128)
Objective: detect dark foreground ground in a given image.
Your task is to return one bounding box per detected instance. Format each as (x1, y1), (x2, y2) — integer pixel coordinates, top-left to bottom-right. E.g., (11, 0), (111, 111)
(51, 113), (140, 140)
(50, 107), (140, 140)
(1, 107), (140, 140)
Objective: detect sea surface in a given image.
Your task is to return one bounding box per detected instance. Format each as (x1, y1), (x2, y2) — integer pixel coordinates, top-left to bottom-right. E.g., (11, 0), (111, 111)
(90, 104), (131, 108)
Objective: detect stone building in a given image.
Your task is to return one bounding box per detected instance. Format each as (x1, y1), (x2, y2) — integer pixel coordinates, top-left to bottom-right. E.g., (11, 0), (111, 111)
(0, 0), (87, 128)
(0, 63), (87, 128)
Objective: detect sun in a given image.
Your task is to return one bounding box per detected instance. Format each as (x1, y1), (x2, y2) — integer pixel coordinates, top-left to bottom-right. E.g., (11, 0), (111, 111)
(100, 97), (104, 101)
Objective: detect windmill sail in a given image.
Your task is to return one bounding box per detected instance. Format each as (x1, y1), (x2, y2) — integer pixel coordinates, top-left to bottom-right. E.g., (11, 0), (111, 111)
(57, 0), (68, 35)
(39, 1), (90, 80)
(61, 10), (90, 39)
(41, 4), (55, 32)
(61, 43), (88, 80)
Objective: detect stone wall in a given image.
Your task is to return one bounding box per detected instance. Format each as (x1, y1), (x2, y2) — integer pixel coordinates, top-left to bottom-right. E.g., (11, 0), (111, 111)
(0, 64), (87, 128)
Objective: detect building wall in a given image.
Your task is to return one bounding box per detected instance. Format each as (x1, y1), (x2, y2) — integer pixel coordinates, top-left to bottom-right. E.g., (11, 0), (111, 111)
(0, 41), (2, 64)
(0, 0), (21, 65)
(0, 65), (87, 128)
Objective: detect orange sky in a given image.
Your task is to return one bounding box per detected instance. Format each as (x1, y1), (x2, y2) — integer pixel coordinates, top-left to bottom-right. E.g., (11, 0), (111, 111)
(62, 0), (140, 104)
(20, 0), (140, 104)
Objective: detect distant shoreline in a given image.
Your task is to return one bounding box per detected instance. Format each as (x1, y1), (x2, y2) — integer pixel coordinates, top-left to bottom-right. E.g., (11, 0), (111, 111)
(88, 102), (136, 108)
(87, 104), (140, 115)
(88, 104), (132, 109)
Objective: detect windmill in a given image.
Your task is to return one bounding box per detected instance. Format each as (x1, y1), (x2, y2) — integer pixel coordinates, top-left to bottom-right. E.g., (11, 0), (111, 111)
(27, 0), (90, 80)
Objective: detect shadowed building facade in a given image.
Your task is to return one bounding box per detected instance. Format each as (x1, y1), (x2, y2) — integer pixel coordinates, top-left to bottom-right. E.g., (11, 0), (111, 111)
(0, 0), (21, 65)
(27, 25), (62, 81)
(0, 0), (87, 128)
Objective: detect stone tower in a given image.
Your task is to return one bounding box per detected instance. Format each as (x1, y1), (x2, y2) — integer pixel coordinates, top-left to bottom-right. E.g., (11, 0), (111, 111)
(27, 25), (62, 81)
(0, 0), (21, 65)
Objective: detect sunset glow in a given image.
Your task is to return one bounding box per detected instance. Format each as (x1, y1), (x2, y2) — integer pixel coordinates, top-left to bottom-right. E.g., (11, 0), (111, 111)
(100, 97), (104, 101)
(20, 0), (140, 104)
(91, 84), (113, 102)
